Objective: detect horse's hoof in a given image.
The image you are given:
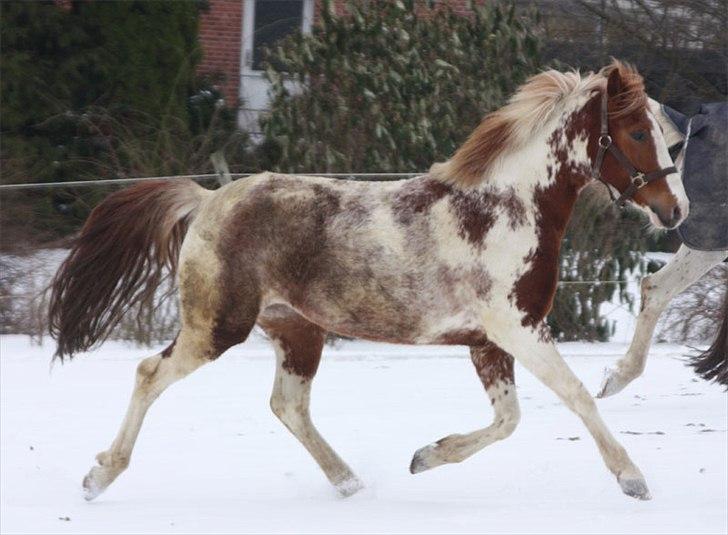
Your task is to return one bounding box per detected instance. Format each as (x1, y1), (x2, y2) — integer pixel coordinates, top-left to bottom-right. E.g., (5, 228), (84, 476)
(82, 469), (103, 501)
(597, 367), (628, 398)
(82, 456), (122, 501)
(410, 443), (440, 474)
(335, 476), (364, 498)
(619, 477), (651, 501)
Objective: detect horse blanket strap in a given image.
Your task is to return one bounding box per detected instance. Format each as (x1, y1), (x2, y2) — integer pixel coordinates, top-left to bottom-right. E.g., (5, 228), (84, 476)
(591, 89), (677, 207)
(664, 102), (728, 251)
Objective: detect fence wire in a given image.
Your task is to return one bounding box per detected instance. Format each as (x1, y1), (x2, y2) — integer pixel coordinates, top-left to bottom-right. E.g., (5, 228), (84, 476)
(0, 172), (423, 191)
(1, 170), (642, 341)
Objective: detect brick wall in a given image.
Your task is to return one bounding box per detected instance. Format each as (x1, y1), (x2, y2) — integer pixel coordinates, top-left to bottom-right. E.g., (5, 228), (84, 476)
(197, 0), (478, 109)
(197, 0), (243, 106)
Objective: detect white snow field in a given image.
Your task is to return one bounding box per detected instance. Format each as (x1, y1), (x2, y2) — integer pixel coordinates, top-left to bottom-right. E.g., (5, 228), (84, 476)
(1, 334), (726, 535)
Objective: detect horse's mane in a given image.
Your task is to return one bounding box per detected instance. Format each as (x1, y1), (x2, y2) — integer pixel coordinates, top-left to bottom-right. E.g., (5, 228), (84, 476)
(431, 59), (646, 187)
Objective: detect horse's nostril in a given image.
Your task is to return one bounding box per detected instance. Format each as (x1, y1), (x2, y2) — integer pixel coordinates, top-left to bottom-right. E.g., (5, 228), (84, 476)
(672, 206), (682, 222)
(652, 204), (683, 228)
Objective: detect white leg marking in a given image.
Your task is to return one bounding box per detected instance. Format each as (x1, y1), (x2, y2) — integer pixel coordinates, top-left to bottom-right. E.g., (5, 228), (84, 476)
(598, 245), (727, 397)
(410, 380), (520, 473)
(82, 332), (208, 500)
(491, 321), (651, 500)
(269, 341), (362, 497)
(411, 345), (519, 473)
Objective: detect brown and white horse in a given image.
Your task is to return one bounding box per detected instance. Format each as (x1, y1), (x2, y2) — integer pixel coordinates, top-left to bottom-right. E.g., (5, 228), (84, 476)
(49, 60), (688, 502)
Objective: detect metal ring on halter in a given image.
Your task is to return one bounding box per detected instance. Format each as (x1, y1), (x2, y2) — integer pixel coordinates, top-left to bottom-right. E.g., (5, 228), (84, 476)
(598, 135), (612, 148)
(632, 172), (645, 188)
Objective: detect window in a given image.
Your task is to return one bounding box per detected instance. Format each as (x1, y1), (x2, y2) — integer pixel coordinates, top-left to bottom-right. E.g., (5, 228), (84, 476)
(251, 0), (304, 71)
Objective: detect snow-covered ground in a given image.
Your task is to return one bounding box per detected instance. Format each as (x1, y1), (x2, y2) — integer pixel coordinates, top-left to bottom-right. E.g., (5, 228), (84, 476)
(1, 335), (726, 534)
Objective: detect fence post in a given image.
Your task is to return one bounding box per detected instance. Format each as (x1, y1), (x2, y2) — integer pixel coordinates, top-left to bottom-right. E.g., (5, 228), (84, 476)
(210, 151), (232, 186)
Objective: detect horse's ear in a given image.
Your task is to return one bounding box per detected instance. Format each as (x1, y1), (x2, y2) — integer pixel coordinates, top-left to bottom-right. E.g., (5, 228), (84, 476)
(606, 65), (622, 97)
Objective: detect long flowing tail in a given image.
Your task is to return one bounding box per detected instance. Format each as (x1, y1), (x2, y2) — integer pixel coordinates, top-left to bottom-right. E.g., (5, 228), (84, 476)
(48, 179), (210, 360)
(688, 277), (728, 387)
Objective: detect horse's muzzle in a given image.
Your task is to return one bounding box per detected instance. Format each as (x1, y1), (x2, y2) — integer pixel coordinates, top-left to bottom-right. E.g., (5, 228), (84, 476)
(651, 204), (683, 229)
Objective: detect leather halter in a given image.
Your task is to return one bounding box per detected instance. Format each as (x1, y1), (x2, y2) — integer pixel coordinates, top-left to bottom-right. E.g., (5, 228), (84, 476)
(591, 89), (678, 207)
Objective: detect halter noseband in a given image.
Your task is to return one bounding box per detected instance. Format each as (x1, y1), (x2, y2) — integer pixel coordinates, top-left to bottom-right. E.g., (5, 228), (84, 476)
(591, 89), (677, 207)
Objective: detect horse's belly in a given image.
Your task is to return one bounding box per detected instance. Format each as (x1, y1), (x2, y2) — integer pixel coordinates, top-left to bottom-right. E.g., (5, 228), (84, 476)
(286, 292), (488, 346)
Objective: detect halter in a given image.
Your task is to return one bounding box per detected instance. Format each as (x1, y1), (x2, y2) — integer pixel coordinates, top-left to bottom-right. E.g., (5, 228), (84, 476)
(591, 89), (677, 207)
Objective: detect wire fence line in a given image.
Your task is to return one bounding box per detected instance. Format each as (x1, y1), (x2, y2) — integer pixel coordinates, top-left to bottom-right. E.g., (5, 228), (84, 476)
(0, 172), (424, 191)
(0, 171), (668, 343)
(1, 278), (639, 303)
(1, 171), (641, 299)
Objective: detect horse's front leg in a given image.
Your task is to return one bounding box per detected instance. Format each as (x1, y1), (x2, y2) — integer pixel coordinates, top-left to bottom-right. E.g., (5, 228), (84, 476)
(598, 245), (727, 398)
(490, 318), (650, 500)
(410, 341), (520, 473)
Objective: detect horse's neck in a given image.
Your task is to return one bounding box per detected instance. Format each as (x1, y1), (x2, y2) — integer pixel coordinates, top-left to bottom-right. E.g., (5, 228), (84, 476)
(482, 101), (595, 233)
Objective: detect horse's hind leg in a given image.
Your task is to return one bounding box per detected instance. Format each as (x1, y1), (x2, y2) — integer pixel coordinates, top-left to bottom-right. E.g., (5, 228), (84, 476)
(598, 244), (727, 398)
(410, 341), (520, 473)
(259, 306), (362, 497)
(82, 327), (215, 500)
(83, 245), (262, 500)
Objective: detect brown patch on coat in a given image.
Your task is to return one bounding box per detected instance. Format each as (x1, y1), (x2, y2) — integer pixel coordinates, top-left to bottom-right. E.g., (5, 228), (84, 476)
(433, 329), (489, 346)
(511, 101), (598, 327)
(258, 306), (326, 379)
(470, 341), (515, 388)
(450, 188), (527, 246)
(212, 177), (347, 355)
(502, 189), (528, 230)
(392, 178), (451, 225)
(393, 177), (526, 246)
(450, 191), (497, 245)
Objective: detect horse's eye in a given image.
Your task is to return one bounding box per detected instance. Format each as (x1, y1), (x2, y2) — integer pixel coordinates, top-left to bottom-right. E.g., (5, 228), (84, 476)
(630, 131), (646, 142)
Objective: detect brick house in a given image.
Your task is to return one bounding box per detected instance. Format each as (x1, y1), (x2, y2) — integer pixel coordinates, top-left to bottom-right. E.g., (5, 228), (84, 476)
(197, 1), (476, 131)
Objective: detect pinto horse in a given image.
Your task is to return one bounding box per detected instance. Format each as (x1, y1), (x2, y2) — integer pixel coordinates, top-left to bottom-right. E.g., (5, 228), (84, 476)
(49, 60), (688, 502)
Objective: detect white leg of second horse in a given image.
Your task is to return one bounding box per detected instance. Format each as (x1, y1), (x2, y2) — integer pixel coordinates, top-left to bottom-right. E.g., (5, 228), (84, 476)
(598, 245), (727, 398)
(491, 320), (651, 500)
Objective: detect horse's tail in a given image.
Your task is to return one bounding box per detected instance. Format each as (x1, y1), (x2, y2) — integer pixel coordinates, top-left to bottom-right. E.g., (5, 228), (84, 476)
(688, 277), (728, 387)
(48, 179), (211, 360)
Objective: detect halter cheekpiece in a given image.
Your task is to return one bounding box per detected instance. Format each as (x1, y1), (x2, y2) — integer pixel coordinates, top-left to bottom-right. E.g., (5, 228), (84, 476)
(591, 88), (677, 207)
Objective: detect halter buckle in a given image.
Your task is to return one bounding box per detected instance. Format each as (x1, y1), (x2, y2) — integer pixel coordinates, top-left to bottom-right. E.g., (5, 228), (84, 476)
(632, 172), (645, 188)
(598, 135), (612, 148)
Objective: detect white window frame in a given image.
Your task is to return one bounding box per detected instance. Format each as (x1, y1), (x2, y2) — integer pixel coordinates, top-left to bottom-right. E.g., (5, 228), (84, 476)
(238, 0), (314, 131)
(240, 0), (314, 76)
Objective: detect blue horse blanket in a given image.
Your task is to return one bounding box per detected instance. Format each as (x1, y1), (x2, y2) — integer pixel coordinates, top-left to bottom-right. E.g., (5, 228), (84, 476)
(662, 102), (728, 251)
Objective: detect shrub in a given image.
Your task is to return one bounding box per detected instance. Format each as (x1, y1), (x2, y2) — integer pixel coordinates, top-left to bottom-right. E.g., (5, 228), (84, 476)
(261, 0), (541, 173)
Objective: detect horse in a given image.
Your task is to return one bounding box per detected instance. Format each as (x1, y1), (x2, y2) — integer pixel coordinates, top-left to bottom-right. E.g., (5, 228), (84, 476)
(48, 60), (688, 503)
(597, 101), (728, 398)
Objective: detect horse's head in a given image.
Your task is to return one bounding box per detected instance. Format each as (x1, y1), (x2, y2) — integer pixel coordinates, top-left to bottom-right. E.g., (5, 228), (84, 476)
(594, 61), (689, 229)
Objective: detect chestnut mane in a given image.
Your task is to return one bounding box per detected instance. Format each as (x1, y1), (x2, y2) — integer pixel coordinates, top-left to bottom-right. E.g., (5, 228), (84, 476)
(431, 59), (647, 187)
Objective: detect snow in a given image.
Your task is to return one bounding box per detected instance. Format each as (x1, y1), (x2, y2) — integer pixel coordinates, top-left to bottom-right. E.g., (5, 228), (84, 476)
(1, 334), (726, 535)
